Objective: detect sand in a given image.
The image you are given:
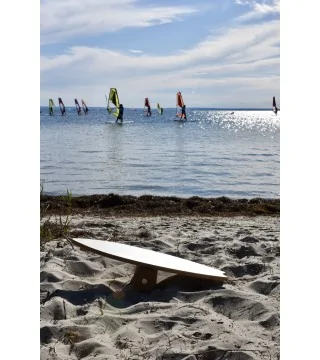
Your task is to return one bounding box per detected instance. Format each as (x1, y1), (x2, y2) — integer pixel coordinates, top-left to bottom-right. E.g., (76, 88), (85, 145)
(40, 214), (279, 360)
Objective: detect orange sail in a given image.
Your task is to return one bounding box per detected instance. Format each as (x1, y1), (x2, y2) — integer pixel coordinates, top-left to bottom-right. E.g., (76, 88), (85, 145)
(176, 92), (186, 119)
(176, 92), (184, 108)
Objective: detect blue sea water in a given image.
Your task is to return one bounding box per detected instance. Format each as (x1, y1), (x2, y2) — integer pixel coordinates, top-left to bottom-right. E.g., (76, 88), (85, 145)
(40, 107), (280, 199)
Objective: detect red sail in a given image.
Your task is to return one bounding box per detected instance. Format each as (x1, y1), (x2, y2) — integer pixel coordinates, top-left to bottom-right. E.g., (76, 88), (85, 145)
(176, 92), (184, 108)
(144, 98), (150, 107)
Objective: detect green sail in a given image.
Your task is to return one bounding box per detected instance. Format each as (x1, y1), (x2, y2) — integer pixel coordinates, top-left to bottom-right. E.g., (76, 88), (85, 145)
(157, 102), (163, 115)
(49, 99), (55, 114)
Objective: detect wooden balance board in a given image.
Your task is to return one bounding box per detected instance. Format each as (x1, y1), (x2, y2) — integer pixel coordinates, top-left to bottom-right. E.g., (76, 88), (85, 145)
(71, 238), (227, 291)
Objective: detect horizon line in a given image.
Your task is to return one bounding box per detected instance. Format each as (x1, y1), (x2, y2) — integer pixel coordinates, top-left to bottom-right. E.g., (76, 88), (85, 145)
(40, 106), (275, 110)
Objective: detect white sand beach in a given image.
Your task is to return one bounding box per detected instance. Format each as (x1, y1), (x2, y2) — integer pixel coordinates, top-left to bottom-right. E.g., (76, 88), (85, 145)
(40, 215), (279, 360)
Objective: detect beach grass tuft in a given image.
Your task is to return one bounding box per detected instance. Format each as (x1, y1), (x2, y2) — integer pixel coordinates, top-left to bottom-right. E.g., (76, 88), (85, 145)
(40, 185), (73, 243)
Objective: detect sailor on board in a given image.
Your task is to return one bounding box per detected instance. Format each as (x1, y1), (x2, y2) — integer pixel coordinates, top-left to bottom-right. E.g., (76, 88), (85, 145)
(116, 104), (124, 123)
(181, 104), (187, 120)
(147, 105), (152, 116)
(272, 96), (279, 115)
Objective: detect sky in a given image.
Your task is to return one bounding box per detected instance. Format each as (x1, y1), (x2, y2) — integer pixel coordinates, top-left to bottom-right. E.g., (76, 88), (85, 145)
(40, 0), (280, 108)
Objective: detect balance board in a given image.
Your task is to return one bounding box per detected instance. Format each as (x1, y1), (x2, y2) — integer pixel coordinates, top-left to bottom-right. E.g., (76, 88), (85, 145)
(71, 238), (227, 291)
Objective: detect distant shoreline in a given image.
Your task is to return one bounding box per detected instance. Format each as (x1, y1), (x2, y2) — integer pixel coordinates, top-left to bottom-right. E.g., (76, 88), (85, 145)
(41, 194), (280, 217)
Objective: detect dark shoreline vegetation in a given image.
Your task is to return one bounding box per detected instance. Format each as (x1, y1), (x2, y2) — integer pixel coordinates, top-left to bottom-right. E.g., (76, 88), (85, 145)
(40, 191), (279, 243)
(41, 193), (279, 217)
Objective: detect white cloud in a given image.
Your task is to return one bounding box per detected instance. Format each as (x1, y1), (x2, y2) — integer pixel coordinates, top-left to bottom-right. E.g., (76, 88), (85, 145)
(41, 0), (198, 44)
(234, 0), (251, 5)
(41, 19), (279, 73)
(129, 49), (143, 54)
(235, 0), (280, 22)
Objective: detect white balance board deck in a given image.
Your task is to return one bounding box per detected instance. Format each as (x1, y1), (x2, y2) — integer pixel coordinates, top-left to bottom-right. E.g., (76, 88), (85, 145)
(71, 238), (227, 290)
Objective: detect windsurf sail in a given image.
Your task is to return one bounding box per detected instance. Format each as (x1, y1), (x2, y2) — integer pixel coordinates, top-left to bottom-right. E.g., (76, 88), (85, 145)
(106, 88), (120, 118)
(144, 98), (152, 116)
(272, 96), (279, 115)
(49, 99), (55, 115)
(157, 102), (163, 115)
(176, 92), (186, 119)
(58, 97), (66, 116)
(81, 99), (89, 115)
(105, 94), (108, 110)
(75, 98), (82, 115)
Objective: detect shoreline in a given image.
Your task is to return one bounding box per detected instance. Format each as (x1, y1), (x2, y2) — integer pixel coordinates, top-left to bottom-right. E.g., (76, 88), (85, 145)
(40, 194), (280, 217)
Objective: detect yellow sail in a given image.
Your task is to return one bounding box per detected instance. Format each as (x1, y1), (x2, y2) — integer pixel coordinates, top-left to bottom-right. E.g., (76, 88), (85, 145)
(107, 88), (120, 118)
(49, 99), (55, 115)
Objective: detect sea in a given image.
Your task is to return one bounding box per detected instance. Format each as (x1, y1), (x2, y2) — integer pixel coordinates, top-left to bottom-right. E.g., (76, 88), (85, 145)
(40, 107), (280, 199)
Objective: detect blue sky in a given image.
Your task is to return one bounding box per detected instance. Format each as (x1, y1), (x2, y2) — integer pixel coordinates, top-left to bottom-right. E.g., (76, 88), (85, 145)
(40, 0), (280, 108)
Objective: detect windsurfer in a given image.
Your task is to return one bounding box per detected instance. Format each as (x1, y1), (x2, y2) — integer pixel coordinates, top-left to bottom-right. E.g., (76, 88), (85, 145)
(116, 104), (124, 123)
(181, 105), (187, 120)
(272, 96), (279, 115)
(147, 105), (152, 116)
